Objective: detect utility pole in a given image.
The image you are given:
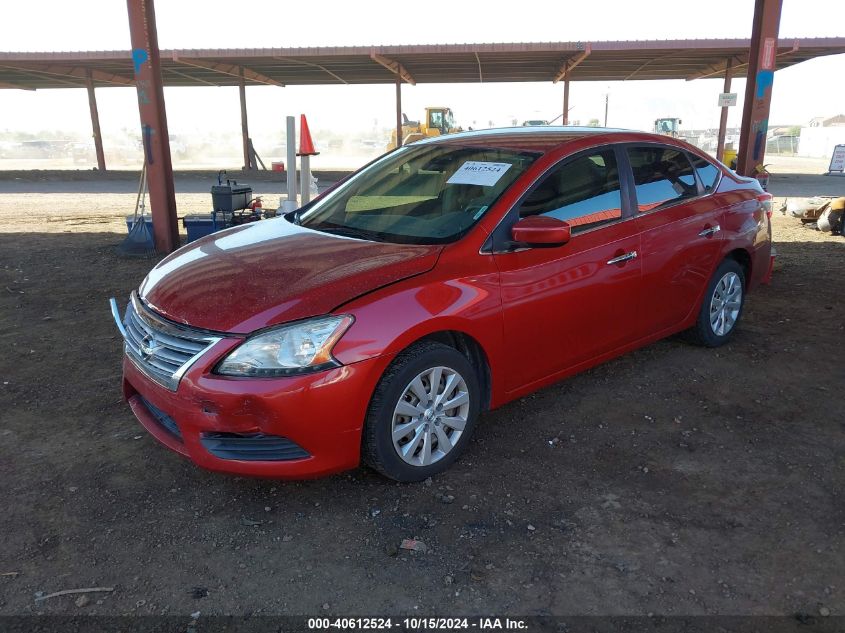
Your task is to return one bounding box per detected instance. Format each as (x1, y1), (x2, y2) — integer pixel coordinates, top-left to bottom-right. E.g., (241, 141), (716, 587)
(604, 92), (609, 127)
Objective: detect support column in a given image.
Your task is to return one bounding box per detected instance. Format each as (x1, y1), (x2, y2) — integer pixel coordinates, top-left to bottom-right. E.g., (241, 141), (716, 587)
(239, 69), (250, 169)
(395, 75), (403, 148)
(736, 0), (783, 177)
(127, 0), (179, 254)
(85, 70), (106, 171)
(285, 115), (297, 209)
(716, 59), (733, 163)
(563, 75), (570, 125)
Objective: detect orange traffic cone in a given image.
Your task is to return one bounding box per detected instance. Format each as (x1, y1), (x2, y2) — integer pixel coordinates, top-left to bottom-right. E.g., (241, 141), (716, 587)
(297, 114), (319, 156)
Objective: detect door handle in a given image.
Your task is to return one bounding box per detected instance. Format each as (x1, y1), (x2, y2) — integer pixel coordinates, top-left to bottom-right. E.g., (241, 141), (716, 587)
(698, 224), (721, 237)
(606, 250), (638, 265)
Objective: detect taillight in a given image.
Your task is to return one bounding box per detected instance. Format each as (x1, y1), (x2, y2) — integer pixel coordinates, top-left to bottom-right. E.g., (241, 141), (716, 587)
(757, 193), (773, 219)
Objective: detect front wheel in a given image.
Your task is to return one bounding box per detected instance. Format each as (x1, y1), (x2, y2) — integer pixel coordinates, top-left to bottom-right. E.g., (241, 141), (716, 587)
(362, 341), (480, 482)
(685, 258), (746, 347)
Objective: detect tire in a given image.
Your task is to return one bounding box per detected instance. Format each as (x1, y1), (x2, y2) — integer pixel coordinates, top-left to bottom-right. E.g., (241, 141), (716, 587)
(362, 341), (481, 482)
(685, 258), (746, 347)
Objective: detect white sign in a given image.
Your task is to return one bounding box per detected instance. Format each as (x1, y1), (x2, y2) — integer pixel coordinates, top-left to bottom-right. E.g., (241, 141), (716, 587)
(829, 144), (845, 174)
(762, 37), (776, 70)
(718, 93), (738, 108)
(447, 161), (512, 187)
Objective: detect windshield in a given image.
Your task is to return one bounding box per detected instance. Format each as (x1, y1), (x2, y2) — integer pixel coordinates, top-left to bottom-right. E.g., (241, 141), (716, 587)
(298, 144), (539, 244)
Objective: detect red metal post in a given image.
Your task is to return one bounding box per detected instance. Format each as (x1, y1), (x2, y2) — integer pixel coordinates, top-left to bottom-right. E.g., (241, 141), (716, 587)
(562, 74), (570, 125)
(395, 75), (403, 148)
(126, 0), (179, 254)
(716, 59), (733, 163)
(239, 69), (251, 169)
(84, 70), (107, 171)
(736, 0), (783, 177)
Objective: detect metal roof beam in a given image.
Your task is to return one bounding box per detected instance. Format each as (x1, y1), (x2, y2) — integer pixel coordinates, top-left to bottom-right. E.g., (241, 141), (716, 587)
(625, 54), (675, 80)
(553, 44), (592, 83)
(274, 57), (348, 84)
(164, 66), (220, 87)
(0, 64), (82, 87)
(370, 53), (416, 85)
(0, 62), (133, 86)
(0, 79), (35, 90)
(171, 55), (284, 86)
(474, 52), (483, 83)
(686, 55), (747, 80)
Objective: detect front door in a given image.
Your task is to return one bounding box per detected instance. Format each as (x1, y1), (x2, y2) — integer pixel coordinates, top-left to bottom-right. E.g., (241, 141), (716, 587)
(493, 147), (643, 392)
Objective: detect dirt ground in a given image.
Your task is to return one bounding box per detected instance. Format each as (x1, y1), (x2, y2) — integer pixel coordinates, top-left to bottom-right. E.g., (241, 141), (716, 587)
(0, 173), (843, 620)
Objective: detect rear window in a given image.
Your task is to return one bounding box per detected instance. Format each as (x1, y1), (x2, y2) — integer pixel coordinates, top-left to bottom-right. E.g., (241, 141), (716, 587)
(627, 146), (698, 212)
(689, 153), (721, 193)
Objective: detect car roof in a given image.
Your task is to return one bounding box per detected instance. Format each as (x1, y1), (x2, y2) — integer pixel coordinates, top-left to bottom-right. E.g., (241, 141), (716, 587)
(418, 126), (658, 153)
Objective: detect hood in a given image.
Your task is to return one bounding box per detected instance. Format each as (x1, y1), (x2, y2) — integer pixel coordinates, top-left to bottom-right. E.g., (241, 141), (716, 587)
(139, 218), (441, 333)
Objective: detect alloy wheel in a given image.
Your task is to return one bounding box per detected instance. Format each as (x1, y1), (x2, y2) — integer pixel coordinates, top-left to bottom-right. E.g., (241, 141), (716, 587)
(709, 271), (742, 336)
(391, 366), (470, 467)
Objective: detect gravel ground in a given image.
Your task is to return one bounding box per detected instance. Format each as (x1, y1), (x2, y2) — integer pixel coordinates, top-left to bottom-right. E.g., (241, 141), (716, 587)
(0, 178), (843, 619)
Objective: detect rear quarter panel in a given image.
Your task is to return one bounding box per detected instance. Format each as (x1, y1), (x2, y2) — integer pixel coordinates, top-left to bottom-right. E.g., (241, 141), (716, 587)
(715, 175), (771, 291)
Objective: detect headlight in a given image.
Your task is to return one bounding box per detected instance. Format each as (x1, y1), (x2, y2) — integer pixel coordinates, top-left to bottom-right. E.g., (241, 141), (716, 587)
(215, 315), (354, 377)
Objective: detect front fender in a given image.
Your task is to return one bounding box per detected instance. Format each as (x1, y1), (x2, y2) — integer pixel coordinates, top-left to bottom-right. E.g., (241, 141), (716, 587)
(331, 258), (507, 405)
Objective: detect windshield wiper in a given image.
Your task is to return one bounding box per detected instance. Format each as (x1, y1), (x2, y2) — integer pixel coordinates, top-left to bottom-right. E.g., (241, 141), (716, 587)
(312, 225), (384, 242)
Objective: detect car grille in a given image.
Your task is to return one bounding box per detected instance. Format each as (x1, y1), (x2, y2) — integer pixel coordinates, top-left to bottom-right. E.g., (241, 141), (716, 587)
(123, 292), (221, 391)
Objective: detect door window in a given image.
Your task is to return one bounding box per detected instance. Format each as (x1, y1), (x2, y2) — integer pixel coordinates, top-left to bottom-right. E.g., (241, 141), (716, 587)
(627, 146), (698, 212)
(517, 150), (624, 233)
(689, 154), (721, 193)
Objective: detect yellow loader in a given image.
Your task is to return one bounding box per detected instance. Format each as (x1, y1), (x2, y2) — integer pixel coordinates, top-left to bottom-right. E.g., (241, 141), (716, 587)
(387, 107), (461, 150)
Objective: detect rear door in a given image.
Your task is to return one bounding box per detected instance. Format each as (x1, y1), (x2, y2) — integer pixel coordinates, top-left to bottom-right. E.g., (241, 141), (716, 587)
(493, 146), (643, 391)
(626, 145), (725, 337)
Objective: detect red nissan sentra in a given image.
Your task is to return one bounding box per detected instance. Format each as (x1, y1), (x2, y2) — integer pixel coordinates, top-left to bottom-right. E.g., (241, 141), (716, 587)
(112, 127), (773, 482)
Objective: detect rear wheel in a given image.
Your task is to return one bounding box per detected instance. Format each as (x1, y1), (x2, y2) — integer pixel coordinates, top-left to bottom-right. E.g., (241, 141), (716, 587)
(362, 341), (480, 482)
(685, 258), (746, 347)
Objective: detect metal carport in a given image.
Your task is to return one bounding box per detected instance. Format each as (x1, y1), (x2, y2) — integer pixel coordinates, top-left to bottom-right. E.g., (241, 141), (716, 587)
(2, 1), (843, 251)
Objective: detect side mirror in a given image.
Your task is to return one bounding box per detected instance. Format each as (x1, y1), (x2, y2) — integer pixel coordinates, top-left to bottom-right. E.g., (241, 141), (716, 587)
(511, 216), (571, 247)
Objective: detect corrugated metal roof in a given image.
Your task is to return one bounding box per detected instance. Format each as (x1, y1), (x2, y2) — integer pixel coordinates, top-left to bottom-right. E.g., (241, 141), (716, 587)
(1, 39), (843, 89)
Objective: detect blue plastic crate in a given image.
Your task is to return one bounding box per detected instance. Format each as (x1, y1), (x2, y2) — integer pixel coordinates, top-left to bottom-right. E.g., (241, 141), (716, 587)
(183, 214), (229, 243)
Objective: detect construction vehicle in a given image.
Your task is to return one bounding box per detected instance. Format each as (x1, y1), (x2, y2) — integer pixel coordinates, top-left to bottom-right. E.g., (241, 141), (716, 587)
(654, 117), (682, 138)
(387, 107), (461, 150)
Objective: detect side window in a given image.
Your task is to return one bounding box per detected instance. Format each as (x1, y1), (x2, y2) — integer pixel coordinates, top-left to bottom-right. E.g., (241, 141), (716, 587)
(627, 146), (698, 212)
(689, 153), (720, 193)
(518, 150), (623, 233)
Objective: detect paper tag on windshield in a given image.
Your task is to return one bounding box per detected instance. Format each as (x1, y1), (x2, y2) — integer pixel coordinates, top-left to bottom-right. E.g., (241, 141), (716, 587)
(447, 161), (512, 187)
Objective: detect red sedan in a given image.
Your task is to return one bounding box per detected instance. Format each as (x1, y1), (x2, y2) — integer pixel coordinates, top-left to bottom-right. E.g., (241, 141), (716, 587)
(112, 128), (773, 482)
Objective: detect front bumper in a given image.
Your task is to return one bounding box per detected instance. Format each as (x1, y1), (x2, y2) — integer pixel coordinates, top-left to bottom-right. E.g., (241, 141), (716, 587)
(121, 345), (385, 479)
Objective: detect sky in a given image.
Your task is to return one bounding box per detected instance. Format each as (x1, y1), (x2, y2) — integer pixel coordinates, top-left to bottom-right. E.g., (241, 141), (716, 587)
(2, 0), (845, 157)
